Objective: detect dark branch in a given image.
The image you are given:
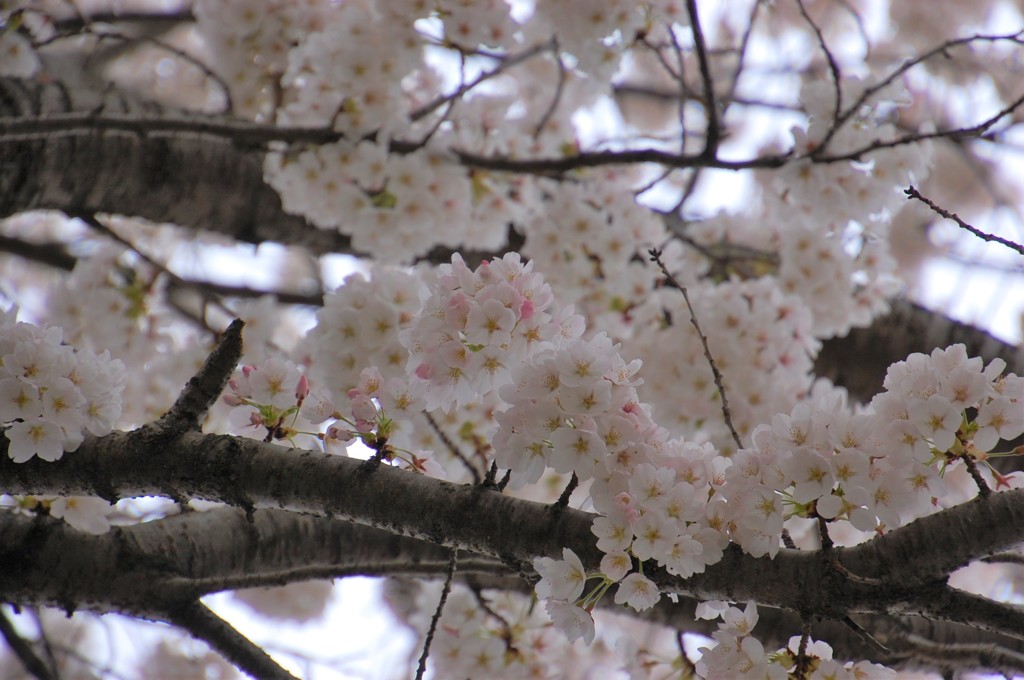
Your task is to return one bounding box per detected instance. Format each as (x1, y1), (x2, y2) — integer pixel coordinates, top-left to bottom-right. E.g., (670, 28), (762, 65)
(158, 318), (243, 430)
(905, 185), (1024, 256)
(165, 603), (297, 680)
(0, 606), (56, 680)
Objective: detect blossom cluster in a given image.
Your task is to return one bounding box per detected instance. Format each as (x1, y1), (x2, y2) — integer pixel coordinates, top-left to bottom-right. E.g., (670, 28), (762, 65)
(765, 78), (933, 337)
(264, 141), (506, 261)
(633, 277), (818, 456)
(716, 344), (1023, 559)
(46, 240), (211, 425)
(520, 173), (675, 335)
(1, 307), (125, 463)
(695, 602), (895, 679)
(401, 253), (570, 411)
(194, 0), (339, 120)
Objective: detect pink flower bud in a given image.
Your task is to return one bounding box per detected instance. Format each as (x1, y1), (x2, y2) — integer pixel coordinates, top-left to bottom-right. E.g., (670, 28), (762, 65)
(295, 374), (310, 401)
(242, 365), (255, 378)
(222, 393), (243, 407)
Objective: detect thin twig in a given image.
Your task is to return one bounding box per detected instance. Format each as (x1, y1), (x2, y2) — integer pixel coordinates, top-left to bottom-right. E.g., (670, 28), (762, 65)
(905, 186), (1024, 256)
(822, 30), (1024, 151)
(665, 23), (688, 150)
(960, 453), (993, 498)
(812, 90), (1024, 163)
(722, 0), (764, 114)
(686, 0), (720, 157)
(794, 623), (812, 680)
(533, 41), (566, 140)
(795, 0), (843, 151)
(829, 556), (883, 586)
(415, 551), (458, 680)
(423, 411), (482, 484)
(410, 40), (554, 122)
(817, 516), (834, 550)
(555, 472), (579, 508)
(0, 607), (56, 680)
(91, 27), (233, 113)
(648, 247), (743, 450)
(841, 615), (890, 655)
(76, 214), (229, 336)
(980, 552), (1024, 565)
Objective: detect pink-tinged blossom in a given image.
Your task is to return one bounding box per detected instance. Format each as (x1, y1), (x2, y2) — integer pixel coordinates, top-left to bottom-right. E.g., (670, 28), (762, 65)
(974, 397), (1024, 453)
(347, 391), (377, 433)
(49, 496), (112, 535)
(0, 378), (42, 421)
(771, 403), (822, 450)
(549, 426), (606, 477)
(662, 529), (707, 578)
(628, 462), (676, 507)
(600, 551), (631, 582)
(247, 358), (302, 409)
(629, 511), (673, 562)
(908, 394), (961, 453)
(613, 572), (660, 611)
(591, 512), (634, 553)
(940, 365), (991, 410)
(721, 601), (759, 636)
(6, 419), (65, 462)
(534, 548), (587, 602)
(545, 600), (595, 645)
(40, 377), (86, 431)
(300, 388), (335, 424)
(782, 449), (836, 504)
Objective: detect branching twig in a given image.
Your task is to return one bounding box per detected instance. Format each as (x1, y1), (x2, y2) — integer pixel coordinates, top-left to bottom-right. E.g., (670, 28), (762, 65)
(905, 186), (1024, 256)
(410, 40), (554, 122)
(821, 30), (1024, 150)
(961, 453), (993, 498)
(423, 411), (482, 484)
(415, 551), (458, 680)
(814, 92), (1024, 164)
(533, 41), (566, 140)
(0, 235), (77, 271)
(648, 247), (743, 450)
(795, 0), (843, 151)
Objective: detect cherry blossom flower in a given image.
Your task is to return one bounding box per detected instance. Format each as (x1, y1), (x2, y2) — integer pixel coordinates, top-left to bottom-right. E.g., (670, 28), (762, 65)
(613, 572), (660, 611)
(545, 600), (595, 645)
(534, 548), (588, 602)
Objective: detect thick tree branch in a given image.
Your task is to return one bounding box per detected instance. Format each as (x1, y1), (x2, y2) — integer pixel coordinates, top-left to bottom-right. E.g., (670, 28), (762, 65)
(3, 505), (1022, 674)
(815, 299), (1023, 403)
(2, 429), (1024, 633)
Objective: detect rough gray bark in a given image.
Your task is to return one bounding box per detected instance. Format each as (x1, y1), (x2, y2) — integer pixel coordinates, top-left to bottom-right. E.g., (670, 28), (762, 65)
(3, 426), (1024, 673)
(4, 505), (1023, 674)
(815, 301), (1024, 402)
